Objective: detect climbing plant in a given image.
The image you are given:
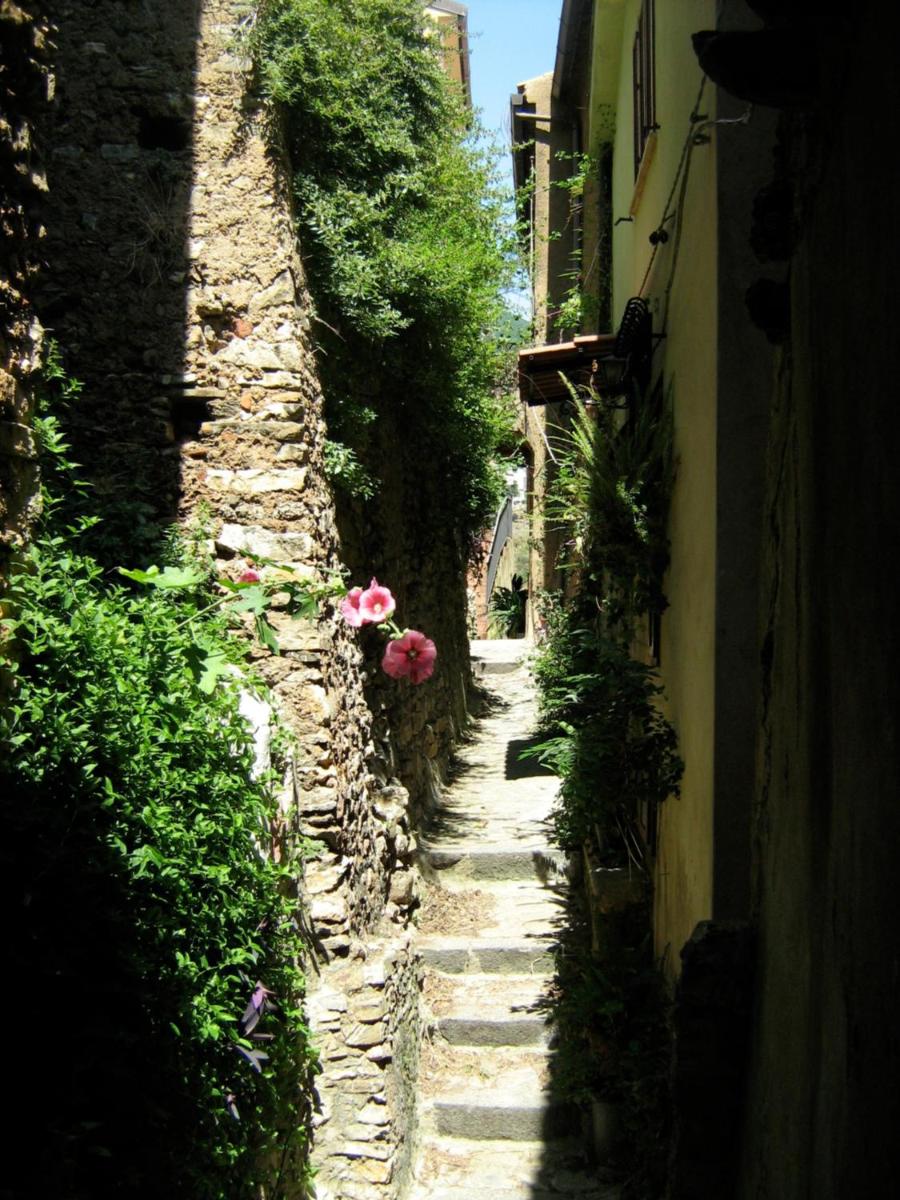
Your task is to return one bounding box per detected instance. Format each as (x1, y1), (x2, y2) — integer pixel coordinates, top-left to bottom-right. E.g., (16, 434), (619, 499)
(514, 149), (611, 337)
(1, 351), (318, 1199)
(528, 384), (680, 855)
(526, 598), (682, 853)
(524, 384), (680, 1193)
(248, 0), (518, 540)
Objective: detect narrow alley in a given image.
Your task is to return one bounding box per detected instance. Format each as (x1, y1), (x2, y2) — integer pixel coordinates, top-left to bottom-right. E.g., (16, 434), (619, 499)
(412, 639), (618, 1200)
(5, 2), (900, 1197)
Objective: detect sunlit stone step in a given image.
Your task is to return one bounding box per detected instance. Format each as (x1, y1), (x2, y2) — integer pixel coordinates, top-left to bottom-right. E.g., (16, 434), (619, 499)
(419, 934), (554, 976)
(428, 1089), (575, 1141)
(423, 843), (568, 882)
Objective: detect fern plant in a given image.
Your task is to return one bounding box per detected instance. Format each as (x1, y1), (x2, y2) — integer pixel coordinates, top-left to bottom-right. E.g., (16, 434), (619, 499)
(546, 389), (674, 630)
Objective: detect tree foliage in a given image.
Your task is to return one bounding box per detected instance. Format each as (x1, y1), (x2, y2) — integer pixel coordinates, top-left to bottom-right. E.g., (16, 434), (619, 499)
(250, 0), (518, 536)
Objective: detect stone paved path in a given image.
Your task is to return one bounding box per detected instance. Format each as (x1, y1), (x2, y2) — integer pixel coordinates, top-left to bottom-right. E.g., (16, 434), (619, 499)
(411, 640), (619, 1200)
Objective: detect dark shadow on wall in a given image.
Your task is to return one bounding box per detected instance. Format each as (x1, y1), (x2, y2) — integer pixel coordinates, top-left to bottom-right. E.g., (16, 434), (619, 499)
(329, 403), (476, 831)
(738, 6), (900, 1196)
(9, 5), (203, 1198)
(32, 0), (203, 566)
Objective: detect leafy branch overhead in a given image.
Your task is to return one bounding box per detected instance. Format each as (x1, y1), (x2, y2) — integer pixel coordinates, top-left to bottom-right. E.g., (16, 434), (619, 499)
(249, 0), (520, 539)
(118, 559), (343, 689)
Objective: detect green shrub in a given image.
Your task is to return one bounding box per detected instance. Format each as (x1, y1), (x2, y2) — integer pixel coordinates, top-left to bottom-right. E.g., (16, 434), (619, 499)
(546, 898), (672, 1199)
(527, 601), (682, 854)
(1, 361), (316, 1199)
(546, 391), (673, 628)
(249, 0), (518, 541)
(488, 573), (528, 637)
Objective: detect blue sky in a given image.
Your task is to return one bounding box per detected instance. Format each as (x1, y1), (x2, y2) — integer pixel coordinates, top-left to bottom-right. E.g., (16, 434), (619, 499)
(464, 1), (562, 311)
(467, 0), (561, 146)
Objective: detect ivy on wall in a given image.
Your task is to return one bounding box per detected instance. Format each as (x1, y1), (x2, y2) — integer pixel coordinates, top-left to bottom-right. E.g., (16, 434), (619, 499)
(249, 0), (518, 538)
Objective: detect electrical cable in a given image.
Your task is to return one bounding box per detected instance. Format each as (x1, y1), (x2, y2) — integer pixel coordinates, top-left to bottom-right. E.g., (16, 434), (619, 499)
(632, 75), (752, 348)
(637, 76), (708, 299)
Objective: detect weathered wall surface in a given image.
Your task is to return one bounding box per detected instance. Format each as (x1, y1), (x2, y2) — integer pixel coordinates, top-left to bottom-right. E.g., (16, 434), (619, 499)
(31, 2), (476, 1195)
(334, 415), (475, 830)
(1, 2), (48, 564)
(617, 0), (719, 977)
(739, 11), (900, 1197)
(34, 0), (202, 551)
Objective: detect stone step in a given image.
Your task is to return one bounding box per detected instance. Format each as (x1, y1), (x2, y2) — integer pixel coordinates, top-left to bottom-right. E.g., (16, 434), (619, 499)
(422, 1046), (564, 1141)
(413, 1134), (620, 1198)
(471, 657), (525, 676)
(418, 877), (569, 944)
(426, 1088), (576, 1141)
(425, 972), (550, 1038)
(469, 639), (530, 677)
(417, 873), (571, 945)
(421, 1189), (618, 1200)
(424, 806), (555, 845)
(423, 843), (568, 882)
(438, 1010), (549, 1047)
(419, 934), (554, 976)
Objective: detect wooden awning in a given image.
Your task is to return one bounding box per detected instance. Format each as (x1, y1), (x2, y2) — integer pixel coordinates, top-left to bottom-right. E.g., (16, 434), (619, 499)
(517, 333), (620, 406)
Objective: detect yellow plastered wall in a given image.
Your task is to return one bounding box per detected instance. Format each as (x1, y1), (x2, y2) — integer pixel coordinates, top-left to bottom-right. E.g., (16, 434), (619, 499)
(609, 0), (718, 974)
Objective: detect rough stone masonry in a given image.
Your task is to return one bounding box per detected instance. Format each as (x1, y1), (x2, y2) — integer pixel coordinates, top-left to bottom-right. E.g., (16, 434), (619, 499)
(26, 1), (481, 1195)
(1, 2), (49, 563)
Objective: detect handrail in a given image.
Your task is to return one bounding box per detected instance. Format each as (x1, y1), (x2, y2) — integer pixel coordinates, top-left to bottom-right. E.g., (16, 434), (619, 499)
(485, 495), (514, 603)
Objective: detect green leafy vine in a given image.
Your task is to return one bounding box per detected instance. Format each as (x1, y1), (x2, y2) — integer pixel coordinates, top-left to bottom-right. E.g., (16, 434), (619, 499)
(248, 0), (519, 542)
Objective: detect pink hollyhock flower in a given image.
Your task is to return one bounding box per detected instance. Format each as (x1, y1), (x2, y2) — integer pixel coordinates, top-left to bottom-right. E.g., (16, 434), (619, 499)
(340, 586), (365, 627)
(359, 578), (396, 624)
(382, 630), (437, 685)
(238, 566), (261, 583)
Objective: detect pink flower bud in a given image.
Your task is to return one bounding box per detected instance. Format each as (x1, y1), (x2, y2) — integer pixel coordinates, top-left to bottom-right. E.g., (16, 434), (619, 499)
(359, 578), (396, 624)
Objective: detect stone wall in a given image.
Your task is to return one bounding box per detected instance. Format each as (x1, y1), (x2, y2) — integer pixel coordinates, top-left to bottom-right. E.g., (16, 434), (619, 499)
(1, 2), (48, 565)
(333, 410), (476, 829)
(34, 0), (202, 553)
(30, 2), (477, 1195)
(308, 936), (422, 1200)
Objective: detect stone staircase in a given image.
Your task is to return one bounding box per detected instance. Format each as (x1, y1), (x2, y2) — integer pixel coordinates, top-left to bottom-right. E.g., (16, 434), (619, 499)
(410, 640), (619, 1200)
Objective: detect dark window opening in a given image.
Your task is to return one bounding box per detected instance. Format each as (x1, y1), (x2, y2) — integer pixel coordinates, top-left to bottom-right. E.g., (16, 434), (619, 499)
(170, 396), (209, 441)
(649, 610), (662, 667)
(135, 111), (190, 153)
